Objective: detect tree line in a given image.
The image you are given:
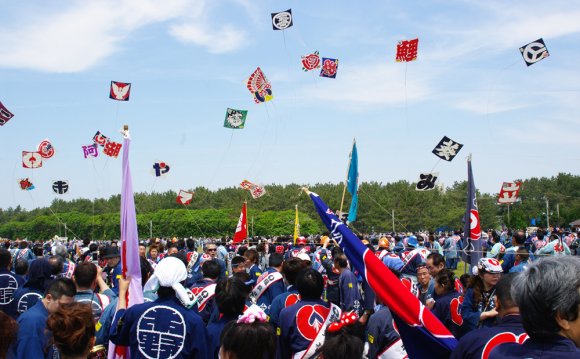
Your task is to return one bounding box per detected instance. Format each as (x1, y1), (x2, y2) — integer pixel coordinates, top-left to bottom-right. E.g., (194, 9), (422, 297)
(1, 173), (580, 241)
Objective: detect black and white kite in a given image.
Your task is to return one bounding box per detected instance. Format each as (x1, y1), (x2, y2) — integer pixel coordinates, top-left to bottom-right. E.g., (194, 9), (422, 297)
(52, 180), (69, 194)
(416, 172), (439, 191)
(432, 136), (463, 162)
(519, 38), (549, 67)
(271, 9), (293, 30)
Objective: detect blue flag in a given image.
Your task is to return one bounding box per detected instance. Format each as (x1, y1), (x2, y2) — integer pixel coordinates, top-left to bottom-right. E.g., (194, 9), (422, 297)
(307, 190), (457, 358)
(347, 141), (358, 222)
(462, 158), (482, 268)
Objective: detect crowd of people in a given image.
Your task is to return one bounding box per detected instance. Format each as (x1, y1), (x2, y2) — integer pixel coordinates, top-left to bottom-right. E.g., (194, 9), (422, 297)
(0, 226), (579, 358)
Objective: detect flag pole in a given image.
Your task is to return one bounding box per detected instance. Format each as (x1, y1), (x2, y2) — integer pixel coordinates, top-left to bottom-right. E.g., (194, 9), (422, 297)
(245, 201), (249, 239)
(339, 138), (355, 214)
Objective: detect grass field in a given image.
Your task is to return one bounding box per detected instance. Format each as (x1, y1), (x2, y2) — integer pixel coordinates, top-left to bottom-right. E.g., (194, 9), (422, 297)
(454, 261), (471, 277)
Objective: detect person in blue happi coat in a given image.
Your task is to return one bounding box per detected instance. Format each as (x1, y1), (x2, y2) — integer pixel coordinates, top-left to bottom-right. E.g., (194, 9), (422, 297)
(206, 277), (247, 359)
(101, 247), (122, 295)
(254, 253), (285, 314)
(277, 268), (341, 359)
(110, 257), (209, 359)
(269, 257), (309, 328)
(490, 257), (580, 358)
(451, 273), (525, 359)
(13, 278), (76, 359)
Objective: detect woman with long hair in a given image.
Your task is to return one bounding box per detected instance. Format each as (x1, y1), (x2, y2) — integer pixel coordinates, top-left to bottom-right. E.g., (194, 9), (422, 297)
(427, 269), (462, 336)
(459, 258), (502, 336)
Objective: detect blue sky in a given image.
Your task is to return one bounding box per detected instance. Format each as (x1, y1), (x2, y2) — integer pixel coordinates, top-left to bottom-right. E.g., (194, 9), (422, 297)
(1, 0), (579, 210)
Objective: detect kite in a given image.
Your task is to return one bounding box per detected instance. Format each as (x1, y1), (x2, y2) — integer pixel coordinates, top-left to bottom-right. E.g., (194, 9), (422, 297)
(37, 139), (55, 159)
(271, 9), (293, 30)
(240, 180), (254, 190)
(82, 144), (99, 158)
(109, 81), (131, 101)
(497, 181), (522, 204)
(320, 58), (339, 78)
(102, 140), (122, 158)
(93, 131), (109, 147)
(52, 180), (69, 194)
(246, 67), (273, 103)
(301, 51), (321, 71)
(239, 179), (266, 199)
(396, 38), (419, 62)
(224, 108), (248, 129)
(519, 38), (549, 66)
(416, 172), (439, 191)
(432, 136), (463, 161)
(250, 185), (266, 199)
(152, 162), (170, 177)
(176, 190), (194, 205)
(22, 151), (43, 169)
(0, 101), (14, 126)
(18, 178), (34, 191)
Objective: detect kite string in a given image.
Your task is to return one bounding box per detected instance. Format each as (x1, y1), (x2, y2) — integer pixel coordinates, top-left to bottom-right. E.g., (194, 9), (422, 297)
(149, 177), (158, 195)
(11, 159), (20, 205)
(89, 157), (102, 241)
(358, 186), (409, 230)
(429, 158), (442, 173)
(257, 102), (278, 180)
(208, 129), (235, 185)
(404, 62), (409, 135)
(246, 103), (274, 181)
(26, 190), (81, 240)
(182, 204), (206, 238)
(485, 59), (520, 140)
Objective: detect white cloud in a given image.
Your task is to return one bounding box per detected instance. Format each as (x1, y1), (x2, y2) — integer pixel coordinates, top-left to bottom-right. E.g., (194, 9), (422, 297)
(424, 3), (580, 62)
(454, 97), (533, 115)
(297, 62), (433, 108)
(169, 23), (247, 54)
(0, 0), (246, 72)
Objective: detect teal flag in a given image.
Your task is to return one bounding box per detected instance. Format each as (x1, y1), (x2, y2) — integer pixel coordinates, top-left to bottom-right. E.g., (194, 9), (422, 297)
(347, 141), (358, 222)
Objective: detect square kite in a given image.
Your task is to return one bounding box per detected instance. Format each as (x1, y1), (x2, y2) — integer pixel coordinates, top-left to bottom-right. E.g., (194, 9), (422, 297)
(102, 140), (122, 158)
(240, 180), (254, 190)
(246, 67), (273, 103)
(224, 108), (248, 129)
(271, 9), (293, 30)
(432, 136), (463, 161)
(176, 190), (194, 205)
(22, 151), (43, 168)
(110, 81), (131, 101)
(0, 101), (14, 126)
(497, 182), (522, 204)
(320, 58), (339, 78)
(396, 38), (419, 62)
(250, 185), (266, 199)
(519, 38), (549, 66)
(301, 51), (321, 72)
(93, 131), (109, 147)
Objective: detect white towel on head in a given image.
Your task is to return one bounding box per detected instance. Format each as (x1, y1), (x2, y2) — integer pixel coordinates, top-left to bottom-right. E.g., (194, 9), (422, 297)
(143, 256), (194, 307)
